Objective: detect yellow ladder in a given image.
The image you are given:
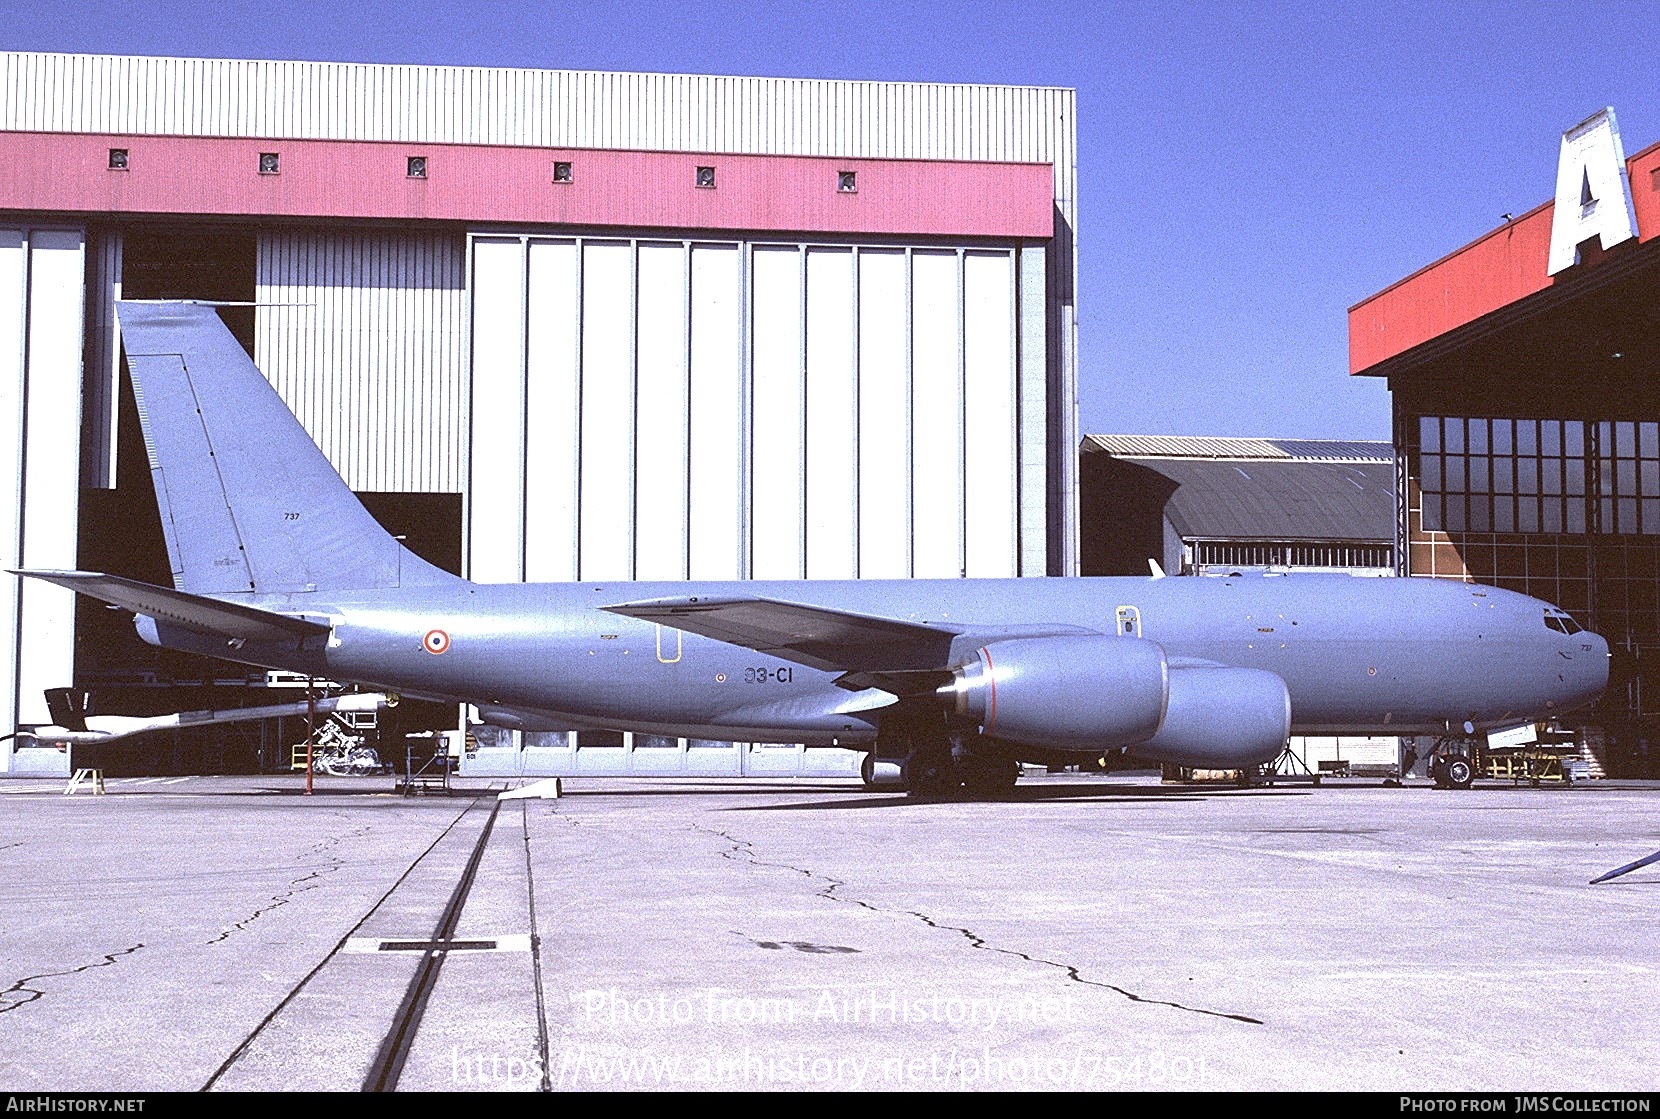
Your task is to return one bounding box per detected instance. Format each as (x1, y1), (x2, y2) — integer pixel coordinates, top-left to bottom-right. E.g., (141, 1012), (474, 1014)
(65, 769), (105, 795)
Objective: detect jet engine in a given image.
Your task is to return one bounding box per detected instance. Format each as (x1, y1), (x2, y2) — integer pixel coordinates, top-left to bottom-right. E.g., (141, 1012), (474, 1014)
(946, 637), (1291, 769)
(1124, 665), (1290, 769)
(946, 635), (1168, 750)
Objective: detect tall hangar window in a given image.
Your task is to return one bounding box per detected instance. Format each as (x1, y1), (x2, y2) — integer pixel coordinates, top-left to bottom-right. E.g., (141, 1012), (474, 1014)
(1417, 417), (1660, 536)
(1596, 421), (1660, 535)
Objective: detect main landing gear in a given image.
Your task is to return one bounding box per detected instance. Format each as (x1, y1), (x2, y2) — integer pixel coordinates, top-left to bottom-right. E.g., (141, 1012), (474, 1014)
(901, 740), (960, 799)
(884, 715), (1021, 800)
(958, 750), (1022, 798)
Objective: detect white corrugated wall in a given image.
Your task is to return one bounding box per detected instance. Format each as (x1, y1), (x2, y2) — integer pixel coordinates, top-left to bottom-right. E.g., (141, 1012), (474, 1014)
(0, 56), (1074, 217)
(254, 230), (468, 493)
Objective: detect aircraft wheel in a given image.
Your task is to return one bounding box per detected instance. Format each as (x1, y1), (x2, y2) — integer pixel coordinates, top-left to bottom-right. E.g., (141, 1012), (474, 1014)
(960, 753), (1019, 798)
(1444, 755), (1475, 790)
(860, 751), (878, 788)
(903, 744), (960, 800)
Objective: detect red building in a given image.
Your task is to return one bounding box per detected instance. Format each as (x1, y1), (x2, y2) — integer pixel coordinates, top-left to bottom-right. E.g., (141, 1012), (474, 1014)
(1351, 108), (1660, 773)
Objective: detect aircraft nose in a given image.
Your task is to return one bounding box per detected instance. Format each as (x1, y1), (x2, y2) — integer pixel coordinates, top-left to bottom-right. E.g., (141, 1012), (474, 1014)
(1578, 629), (1612, 703)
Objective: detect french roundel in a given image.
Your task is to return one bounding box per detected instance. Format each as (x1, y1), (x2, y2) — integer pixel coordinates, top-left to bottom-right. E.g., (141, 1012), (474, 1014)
(423, 629), (451, 655)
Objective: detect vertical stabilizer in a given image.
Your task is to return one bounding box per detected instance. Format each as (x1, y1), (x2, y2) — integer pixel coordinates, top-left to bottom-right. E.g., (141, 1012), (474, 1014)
(115, 302), (459, 598)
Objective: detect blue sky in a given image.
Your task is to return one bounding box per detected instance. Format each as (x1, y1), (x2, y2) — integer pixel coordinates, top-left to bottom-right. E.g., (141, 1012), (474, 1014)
(10, 1), (1660, 441)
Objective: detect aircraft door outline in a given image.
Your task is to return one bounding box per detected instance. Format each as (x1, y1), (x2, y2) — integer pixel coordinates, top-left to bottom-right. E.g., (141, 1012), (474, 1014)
(1115, 605), (1141, 637)
(656, 624), (683, 664)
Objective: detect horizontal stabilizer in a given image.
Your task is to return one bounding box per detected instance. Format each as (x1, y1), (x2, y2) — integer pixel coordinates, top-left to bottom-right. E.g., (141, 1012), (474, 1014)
(11, 570), (330, 645)
(603, 596), (960, 673)
(20, 692), (389, 746)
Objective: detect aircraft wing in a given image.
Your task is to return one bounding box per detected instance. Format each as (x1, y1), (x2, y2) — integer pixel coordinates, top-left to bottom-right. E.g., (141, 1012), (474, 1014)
(602, 596), (961, 675)
(604, 595), (1105, 694)
(11, 570), (330, 645)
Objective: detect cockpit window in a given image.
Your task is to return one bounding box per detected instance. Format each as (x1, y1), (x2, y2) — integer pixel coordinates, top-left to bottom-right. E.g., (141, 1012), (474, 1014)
(1543, 611), (1583, 635)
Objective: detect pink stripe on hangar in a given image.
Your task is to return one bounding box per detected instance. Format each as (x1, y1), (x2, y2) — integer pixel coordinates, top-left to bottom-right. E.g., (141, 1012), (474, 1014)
(0, 131), (1055, 239)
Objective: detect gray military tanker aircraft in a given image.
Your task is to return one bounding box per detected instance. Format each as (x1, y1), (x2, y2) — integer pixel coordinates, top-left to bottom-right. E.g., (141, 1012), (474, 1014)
(15, 302), (1609, 796)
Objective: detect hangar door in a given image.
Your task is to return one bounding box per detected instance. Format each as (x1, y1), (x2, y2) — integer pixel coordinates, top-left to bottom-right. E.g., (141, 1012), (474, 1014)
(469, 234), (1039, 585)
(0, 227), (84, 758)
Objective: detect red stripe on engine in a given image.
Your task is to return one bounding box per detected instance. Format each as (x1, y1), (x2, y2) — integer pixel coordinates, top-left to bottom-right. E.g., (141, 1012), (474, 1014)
(982, 646), (996, 732)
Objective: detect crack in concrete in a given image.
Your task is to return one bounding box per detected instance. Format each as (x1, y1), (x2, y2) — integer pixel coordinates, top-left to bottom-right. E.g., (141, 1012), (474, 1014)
(207, 823), (369, 945)
(0, 943), (145, 1016)
(699, 825), (1263, 1026)
(900, 909), (1263, 1025)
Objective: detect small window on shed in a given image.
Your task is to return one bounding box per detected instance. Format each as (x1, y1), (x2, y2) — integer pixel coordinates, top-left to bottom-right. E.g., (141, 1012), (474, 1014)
(108, 148), (129, 171)
(258, 152), (281, 175)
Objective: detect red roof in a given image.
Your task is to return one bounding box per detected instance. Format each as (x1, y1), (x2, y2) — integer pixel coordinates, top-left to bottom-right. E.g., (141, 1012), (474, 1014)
(1349, 137), (1660, 375)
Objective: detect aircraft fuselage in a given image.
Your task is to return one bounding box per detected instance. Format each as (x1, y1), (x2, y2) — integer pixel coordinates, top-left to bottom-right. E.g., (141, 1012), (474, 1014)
(144, 571), (1609, 750)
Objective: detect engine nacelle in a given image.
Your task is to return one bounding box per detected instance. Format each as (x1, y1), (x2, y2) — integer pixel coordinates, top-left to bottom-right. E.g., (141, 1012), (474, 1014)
(1125, 666), (1290, 769)
(948, 635), (1168, 750)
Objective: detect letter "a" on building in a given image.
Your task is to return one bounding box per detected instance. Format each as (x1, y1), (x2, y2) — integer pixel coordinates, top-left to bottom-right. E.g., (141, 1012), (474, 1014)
(1547, 107), (1638, 275)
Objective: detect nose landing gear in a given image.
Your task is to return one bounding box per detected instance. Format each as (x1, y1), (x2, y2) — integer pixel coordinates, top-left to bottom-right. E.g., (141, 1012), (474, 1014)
(1426, 735), (1477, 789)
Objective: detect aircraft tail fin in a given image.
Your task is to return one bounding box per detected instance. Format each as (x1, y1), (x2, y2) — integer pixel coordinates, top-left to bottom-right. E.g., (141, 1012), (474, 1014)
(115, 302), (459, 599)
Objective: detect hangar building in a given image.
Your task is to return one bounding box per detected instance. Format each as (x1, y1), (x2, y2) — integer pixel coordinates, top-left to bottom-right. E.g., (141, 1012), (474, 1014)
(1350, 107), (1659, 775)
(1078, 435), (1395, 578)
(0, 52), (1078, 774)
